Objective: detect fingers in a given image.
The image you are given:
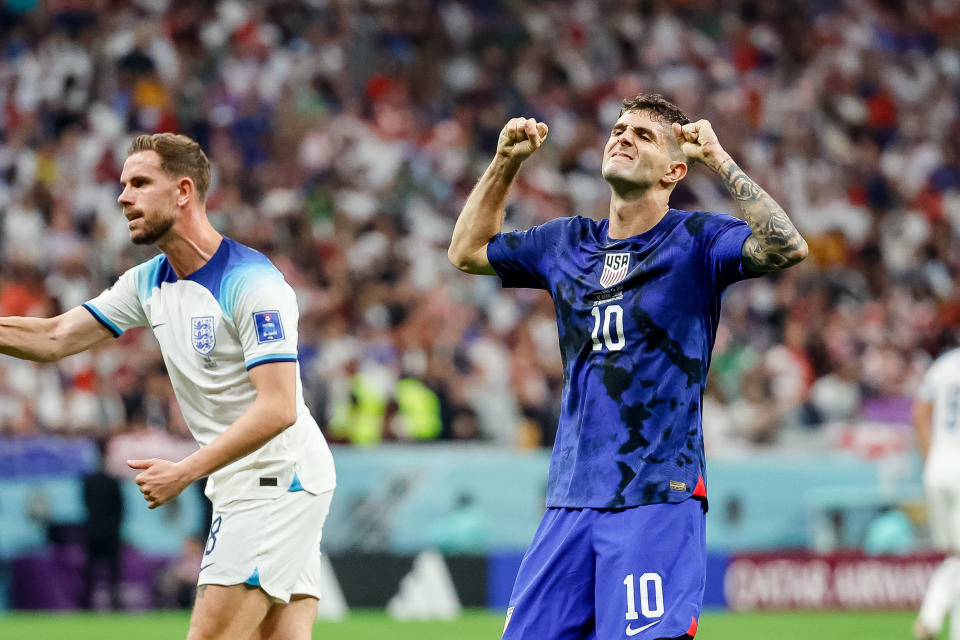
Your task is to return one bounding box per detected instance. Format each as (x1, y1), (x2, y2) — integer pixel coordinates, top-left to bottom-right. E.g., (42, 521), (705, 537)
(523, 118), (540, 146)
(138, 483), (162, 508)
(678, 121), (700, 142)
(504, 117), (548, 145)
(498, 117), (548, 159)
(127, 458), (155, 470)
(510, 117), (524, 142)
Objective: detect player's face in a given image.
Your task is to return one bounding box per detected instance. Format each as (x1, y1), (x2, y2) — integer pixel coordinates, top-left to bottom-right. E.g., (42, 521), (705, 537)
(117, 151), (179, 245)
(601, 110), (677, 191)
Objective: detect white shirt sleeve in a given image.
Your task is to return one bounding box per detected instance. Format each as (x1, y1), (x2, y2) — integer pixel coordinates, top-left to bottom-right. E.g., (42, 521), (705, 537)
(82, 265), (148, 336)
(231, 274), (300, 371)
(918, 357), (946, 402)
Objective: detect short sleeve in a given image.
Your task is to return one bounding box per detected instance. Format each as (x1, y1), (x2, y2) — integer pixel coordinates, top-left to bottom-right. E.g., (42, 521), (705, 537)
(231, 275), (300, 371)
(486, 218), (568, 290)
(706, 218), (758, 291)
(918, 361), (941, 401)
(82, 266), (148, 337)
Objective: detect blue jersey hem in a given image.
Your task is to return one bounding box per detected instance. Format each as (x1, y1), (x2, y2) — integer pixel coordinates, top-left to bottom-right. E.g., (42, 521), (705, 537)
(245, 354), (298, 370)
(81, 303), (122, 337)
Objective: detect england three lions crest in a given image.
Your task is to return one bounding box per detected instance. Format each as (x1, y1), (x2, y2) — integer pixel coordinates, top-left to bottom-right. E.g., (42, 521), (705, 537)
(191, 316), (216, 355)
(599, 253), (630, 288)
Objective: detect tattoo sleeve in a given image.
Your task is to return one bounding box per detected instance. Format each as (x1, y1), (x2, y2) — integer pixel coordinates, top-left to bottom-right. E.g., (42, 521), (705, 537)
(716, 156), (807, 272)
(196, 584), (208, 601)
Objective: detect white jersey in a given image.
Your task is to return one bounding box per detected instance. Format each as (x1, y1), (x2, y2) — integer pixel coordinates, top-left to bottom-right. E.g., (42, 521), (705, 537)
(918, 348), (960, 487)
(84, 237), (335, 504)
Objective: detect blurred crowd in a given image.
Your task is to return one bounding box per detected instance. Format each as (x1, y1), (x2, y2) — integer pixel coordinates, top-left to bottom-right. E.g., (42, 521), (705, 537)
(0, 0), (958, 454)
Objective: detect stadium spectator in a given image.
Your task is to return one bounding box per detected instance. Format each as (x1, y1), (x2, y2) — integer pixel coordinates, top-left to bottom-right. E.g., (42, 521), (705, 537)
(0, 0), (958, 457)
(81, 439), (124, 610)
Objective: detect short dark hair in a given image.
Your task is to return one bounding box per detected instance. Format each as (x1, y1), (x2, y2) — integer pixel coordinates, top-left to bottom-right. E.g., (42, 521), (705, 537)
(127, 133), (211, 203)
(619, 93), (690, 128)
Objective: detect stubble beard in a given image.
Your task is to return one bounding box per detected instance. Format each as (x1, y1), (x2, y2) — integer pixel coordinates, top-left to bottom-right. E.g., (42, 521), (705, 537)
(131, 212), (176, 245)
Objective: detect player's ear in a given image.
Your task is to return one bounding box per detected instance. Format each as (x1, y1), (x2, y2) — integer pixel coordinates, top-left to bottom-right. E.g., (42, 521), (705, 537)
(664, 160), (687, 184)
(177, 176), (195, 207)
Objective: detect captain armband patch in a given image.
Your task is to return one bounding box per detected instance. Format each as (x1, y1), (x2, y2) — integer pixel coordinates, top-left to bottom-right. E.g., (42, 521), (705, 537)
(253, 310), (285, 344)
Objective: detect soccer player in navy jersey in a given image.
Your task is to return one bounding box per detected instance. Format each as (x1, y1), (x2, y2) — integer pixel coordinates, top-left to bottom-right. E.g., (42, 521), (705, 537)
(448, 94), (807, 640)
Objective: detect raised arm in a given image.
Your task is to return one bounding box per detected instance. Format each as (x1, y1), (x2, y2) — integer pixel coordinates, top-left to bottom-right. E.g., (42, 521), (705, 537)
(0, 306), (113, 362)
(673, 120), (808, 273)
(448, 117), (548, 275)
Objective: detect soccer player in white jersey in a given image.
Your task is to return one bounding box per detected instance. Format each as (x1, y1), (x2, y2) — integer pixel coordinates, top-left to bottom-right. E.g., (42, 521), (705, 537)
(0, 133), (336, 640)
(914, 347), (960, 640)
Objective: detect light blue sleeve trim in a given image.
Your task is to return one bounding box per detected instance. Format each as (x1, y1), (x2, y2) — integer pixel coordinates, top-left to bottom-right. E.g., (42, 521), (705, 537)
(245, 353), (298, 371)
(82, 303), (122, 338)
(244, 568), (260, 586)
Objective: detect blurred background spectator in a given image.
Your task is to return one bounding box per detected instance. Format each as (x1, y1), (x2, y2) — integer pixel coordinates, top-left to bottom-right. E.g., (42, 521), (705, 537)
(2, 0), (959, 618)
(80, 439), (123, 611)
(0, 0), (957, 454)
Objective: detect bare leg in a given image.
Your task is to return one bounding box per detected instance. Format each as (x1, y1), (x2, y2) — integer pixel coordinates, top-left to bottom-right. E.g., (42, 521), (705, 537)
(186, 584), (272, 640)
(918, 556), (960, 639)
(250, 594), (319, 640)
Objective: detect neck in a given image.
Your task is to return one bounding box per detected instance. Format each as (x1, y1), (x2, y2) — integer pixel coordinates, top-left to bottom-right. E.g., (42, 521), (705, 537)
(157, 207), (223, 278)
(606, 187), (672, 239)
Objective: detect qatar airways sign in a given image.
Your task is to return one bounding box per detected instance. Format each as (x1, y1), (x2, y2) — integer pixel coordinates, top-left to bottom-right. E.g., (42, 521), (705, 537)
(724, 551), (944, 610)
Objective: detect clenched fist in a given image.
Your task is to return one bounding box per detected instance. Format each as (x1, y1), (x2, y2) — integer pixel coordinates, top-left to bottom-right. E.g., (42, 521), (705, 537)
(672, 120), (730, 172)
(497, 117), (549, 163)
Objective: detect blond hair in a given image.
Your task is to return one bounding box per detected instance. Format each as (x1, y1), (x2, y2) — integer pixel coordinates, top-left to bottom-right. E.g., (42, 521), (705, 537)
(128, 133), (211, 202)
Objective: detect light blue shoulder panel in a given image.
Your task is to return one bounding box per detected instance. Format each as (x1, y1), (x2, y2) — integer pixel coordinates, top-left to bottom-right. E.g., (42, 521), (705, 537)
(217, 241), (286, 322)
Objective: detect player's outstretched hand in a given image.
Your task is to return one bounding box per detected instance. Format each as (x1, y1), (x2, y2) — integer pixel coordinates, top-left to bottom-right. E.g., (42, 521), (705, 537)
(128, 458), (191, 509)
(672, 120), (730, 172)
(497, 117), (549, 163)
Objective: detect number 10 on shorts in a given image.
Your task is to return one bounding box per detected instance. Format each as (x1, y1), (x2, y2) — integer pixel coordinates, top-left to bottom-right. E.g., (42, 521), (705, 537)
(623, 572), (664, 620)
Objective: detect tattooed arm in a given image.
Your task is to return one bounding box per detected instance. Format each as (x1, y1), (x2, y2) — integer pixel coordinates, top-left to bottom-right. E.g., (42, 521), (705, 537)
(672, 120), (808, 272)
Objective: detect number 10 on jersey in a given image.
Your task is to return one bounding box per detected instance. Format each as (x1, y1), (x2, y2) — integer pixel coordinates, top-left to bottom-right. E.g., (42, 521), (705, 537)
(591, 304), (625, 351)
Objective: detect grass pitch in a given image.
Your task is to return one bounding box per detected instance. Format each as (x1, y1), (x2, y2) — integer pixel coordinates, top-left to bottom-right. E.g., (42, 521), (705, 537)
(0, 608), (931, 639)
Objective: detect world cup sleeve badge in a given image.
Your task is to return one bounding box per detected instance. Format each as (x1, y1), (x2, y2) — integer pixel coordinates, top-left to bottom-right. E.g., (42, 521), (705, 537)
(253, 310), (284, 343)
(191, 316), (216, 355)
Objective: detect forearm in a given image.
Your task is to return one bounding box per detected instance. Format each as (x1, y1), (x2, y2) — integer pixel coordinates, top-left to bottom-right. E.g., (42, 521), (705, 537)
(714, 155), (808, 272)
(914, 403), (933, 461)
(916, 428), (930, 461)
(178, 397), (296, 482)
(447, 155), (521, 274)
(0, 317), (60, 362)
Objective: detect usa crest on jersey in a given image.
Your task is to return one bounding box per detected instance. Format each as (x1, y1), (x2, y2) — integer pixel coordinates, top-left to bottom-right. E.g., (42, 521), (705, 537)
(191, 316), (216, 355)
(599, 253), (630, 288)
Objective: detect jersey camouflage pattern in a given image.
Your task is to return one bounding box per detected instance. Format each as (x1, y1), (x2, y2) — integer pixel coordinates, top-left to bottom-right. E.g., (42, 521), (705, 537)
(487, 210), (756, 509)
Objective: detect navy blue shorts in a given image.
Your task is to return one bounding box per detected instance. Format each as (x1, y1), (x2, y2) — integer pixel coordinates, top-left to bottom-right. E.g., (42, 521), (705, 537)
(502, 499), (705, 640)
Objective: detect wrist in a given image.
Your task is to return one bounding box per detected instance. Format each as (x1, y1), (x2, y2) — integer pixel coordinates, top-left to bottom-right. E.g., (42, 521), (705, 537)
(492, 153), (524, 175)
(176, 456), (203, 484)
(706, 151), (733, 173)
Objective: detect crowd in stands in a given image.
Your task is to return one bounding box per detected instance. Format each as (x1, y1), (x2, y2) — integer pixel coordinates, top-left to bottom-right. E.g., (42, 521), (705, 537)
(0, 0), (958, 456)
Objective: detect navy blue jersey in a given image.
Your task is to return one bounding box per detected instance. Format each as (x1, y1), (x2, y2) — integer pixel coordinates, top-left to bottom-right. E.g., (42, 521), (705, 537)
(487, 210), (756, 508)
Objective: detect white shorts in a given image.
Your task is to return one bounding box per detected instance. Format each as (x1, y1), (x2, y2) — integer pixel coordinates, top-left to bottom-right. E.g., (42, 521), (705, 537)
(198, 489), (333, 602)
(926, 483), (960, 552)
